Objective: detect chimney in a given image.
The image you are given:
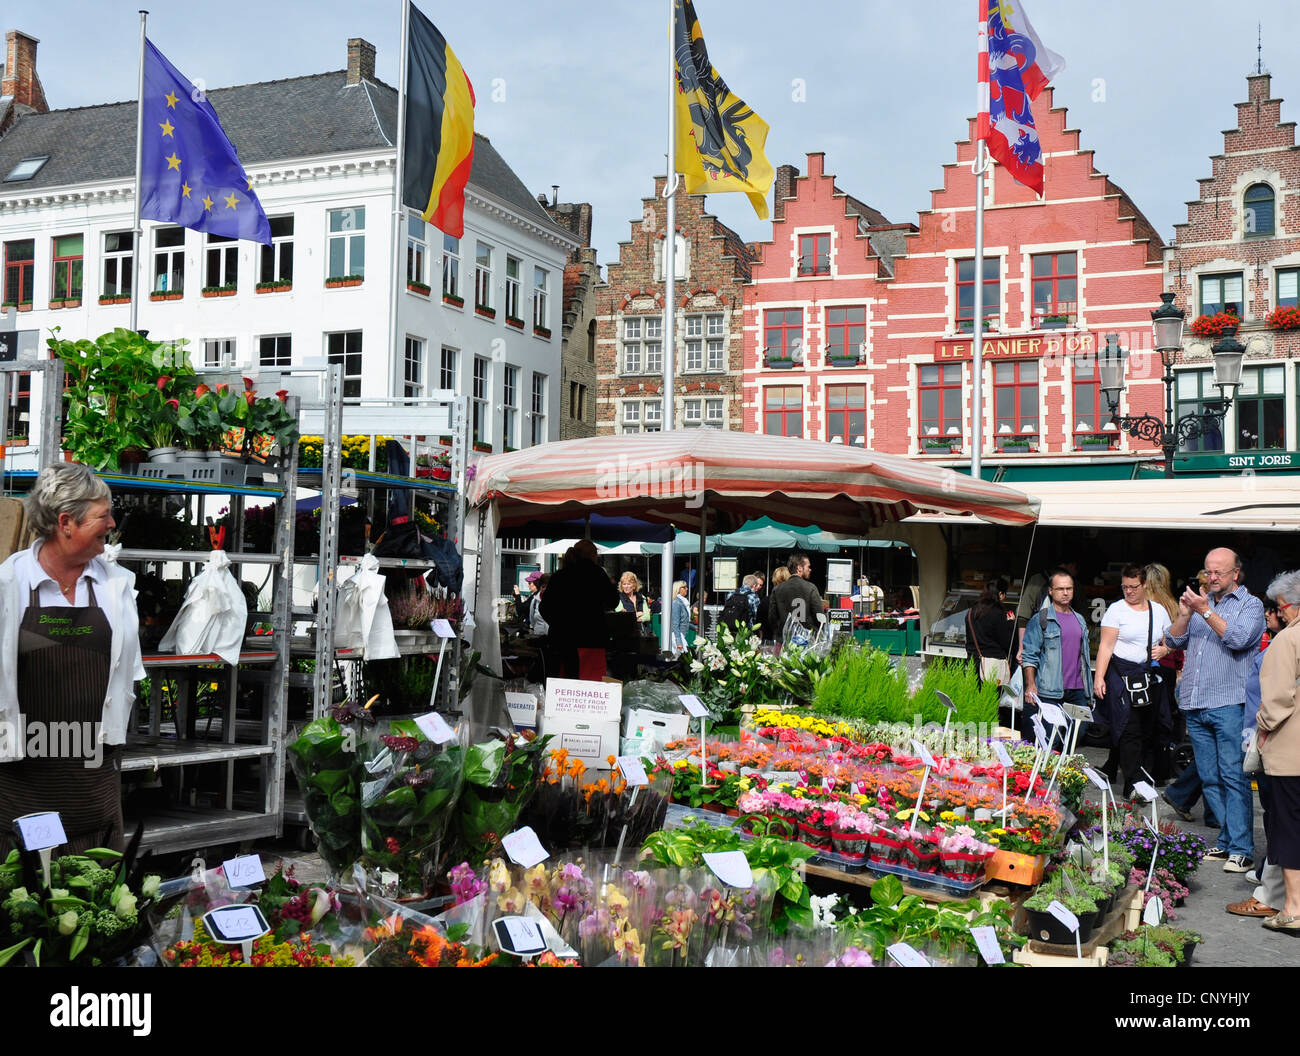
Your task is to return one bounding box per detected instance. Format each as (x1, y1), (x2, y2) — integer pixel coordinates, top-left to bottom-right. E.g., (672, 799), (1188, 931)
(2, 31), (49, 113)
(772, 164), (798, 221)
(346, 38), (376, 85)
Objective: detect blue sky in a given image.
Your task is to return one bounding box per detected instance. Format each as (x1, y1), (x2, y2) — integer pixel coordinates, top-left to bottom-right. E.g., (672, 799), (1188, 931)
(7, 0), (1296, 266)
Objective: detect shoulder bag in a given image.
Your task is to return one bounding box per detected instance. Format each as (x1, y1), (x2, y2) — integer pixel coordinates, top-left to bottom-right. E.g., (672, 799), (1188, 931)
(1121, 605), (1154, 708)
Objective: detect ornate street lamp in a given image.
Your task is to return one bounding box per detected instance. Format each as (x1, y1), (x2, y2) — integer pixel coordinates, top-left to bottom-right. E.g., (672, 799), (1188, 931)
(1100, 293), (1244, 478)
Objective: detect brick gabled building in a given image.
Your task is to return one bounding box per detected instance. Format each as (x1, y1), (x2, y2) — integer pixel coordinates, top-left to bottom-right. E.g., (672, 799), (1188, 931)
(1166, 73), (1300, 464)
(594, 177), (755, 434)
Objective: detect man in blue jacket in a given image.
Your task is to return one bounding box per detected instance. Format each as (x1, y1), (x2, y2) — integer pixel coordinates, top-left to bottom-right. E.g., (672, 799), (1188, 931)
(1020, 569), (1093, 737)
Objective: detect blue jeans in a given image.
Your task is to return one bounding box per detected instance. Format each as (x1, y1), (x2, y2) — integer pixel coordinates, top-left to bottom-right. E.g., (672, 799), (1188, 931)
(1165, 764), (1218, 828)
(1185, 704), (1254, 858)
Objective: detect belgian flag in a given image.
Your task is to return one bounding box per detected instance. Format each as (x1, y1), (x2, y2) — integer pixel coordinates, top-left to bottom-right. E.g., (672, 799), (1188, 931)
(403, 4), (475, 238)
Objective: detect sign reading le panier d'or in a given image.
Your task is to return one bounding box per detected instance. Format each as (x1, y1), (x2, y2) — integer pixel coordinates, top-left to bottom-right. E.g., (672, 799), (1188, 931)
(933, 332), (1097, 362)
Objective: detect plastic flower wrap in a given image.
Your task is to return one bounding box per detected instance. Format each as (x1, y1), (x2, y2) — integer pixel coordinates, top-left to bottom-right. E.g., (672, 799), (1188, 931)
(447, 732), (551, 867)
(522, 751), (670, 849)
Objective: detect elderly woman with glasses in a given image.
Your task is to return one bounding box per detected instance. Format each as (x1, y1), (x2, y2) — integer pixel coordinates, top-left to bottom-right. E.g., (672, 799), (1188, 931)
(0, 463), (145, 854)
(1094, 564), (1174, 797)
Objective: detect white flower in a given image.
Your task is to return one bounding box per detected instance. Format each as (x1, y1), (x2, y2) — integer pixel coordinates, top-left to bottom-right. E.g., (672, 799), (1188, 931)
(690, 660), (704, 673)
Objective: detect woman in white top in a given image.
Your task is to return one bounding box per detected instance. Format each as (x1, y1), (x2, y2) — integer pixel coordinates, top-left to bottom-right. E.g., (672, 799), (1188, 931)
(1094, 564), (1173, 797)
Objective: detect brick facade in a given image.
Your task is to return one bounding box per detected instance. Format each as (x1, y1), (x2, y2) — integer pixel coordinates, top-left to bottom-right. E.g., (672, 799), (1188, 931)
(594, 177), (754, 434)
(542, 199), (599, 439)
(1166, 73), (1300, 456)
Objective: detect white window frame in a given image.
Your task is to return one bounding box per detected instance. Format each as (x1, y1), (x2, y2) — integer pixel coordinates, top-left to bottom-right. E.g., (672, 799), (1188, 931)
(505, 255), (521, 320)
(475, 241), (494, 311)
(326, 206), (365, 279)
(204, 338), (236, 369)
(472, 355), (490, 445)
(705, 398), (724, 426)
(327, 331), (363, 398)
(530, 373), (547, 444)
(260, 215), (294, 286)
(406, 213), (426, 287)
(102, 231), (133, 297)
(622, 317), (642, 375)
(533, 267), (549, 331)
(258, 334), (292, 367)
(503, 364), (519, 450)
(403, 336), (424, 398)
(439, 346), (458, 391)
(153, 226), (185, 293)
(205, 233), (238, 290)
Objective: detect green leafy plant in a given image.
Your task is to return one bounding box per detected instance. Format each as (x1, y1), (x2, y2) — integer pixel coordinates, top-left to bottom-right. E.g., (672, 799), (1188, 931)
(913, 658), (1000, 726)
(812, 642), (911, 724)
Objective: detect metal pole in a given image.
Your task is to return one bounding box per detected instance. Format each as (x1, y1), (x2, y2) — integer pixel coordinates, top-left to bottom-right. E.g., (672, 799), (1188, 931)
(660, 0), (678, 651)
(130, 11), (148, 333)
(972, 139), (986, 479)
(698, 500), (707, 634)
(1162, 356), (1176, 478)
(389, 0), (412, 400)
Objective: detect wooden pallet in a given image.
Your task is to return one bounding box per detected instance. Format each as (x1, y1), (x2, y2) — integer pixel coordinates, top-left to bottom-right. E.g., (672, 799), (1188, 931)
(1011, 884), (1142, 965)
(804, 861), (1023, 909)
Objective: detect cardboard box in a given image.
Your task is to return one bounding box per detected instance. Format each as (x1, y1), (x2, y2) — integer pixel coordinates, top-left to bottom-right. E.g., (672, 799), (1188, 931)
(544, 677), (622, 722)
(505, 691), (539, 731)
(541, 715), (621, 770)
(623, 709), (688, 752)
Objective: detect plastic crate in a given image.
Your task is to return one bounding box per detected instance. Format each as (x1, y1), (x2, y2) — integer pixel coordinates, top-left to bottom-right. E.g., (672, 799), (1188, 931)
(134, 459), (260, 486)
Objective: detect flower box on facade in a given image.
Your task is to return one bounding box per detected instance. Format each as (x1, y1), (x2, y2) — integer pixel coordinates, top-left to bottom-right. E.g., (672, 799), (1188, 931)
(505, 315), (525, 329)
(472, 442), (493, 454)
(998, 436), (1037, 453)
(98, 294), (131, 306)
(256, 281), (292, 294)
(1035, 315), (1073, 330)
(406, 281), (430, 296)
(533, 326), (551, 339)
(1189, 310), (1239, 338)
(828, 354), (860, 367)
(1077, 435), (1116, 451)
(443, 293), (464, 307)
(325, 276), (363, 289)
(923, 440), (960, 453)
(201, 286), (238, 298)
(766, 355), (795, 370)
(475, 304), (496, 319)
(150, 291), (183, 302)
(1, 302), (33, 313)
(1266, 305), (1300, 331)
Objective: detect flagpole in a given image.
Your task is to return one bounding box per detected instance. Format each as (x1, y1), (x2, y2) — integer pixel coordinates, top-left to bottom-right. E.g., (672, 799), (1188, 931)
(971, 0), (987, 478)
(389, 0), (412, 400)
(660, 0), (677, 653)
(130, 10), (148, 334)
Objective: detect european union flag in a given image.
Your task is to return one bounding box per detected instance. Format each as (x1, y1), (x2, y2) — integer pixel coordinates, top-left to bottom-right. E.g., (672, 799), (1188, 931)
(139, 40), (270, 245)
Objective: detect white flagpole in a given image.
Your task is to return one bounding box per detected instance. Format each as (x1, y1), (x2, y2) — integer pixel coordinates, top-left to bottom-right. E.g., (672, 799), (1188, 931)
(389, 0), (412, 399)
(130, 10), (148, 334)
(659, 0), (678, 653)
(971, 2), (988, 478)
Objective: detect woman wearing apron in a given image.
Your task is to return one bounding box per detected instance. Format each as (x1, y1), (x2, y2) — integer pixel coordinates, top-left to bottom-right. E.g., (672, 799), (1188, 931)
(0, 463), (144, 855)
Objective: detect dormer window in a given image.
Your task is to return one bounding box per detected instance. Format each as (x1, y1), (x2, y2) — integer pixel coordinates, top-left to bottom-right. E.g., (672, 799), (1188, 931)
(3, 156), (48, 183)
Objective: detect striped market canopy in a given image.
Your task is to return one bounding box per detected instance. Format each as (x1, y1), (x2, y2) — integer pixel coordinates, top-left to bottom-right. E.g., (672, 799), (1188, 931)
(467, 431), (1039, 534)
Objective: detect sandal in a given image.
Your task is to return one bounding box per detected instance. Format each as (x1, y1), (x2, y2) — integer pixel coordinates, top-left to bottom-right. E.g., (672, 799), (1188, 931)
(1262, 912), (1300, 934)
(1227, 897), (1277, 917)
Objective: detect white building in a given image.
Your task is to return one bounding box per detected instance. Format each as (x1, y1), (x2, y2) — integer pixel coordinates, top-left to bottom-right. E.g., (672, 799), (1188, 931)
(0, 32), (578, 450)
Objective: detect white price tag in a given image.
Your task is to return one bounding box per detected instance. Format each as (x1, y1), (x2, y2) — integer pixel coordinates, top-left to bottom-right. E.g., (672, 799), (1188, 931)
(991, 740), (1014, 768)
(974, 807), (995, 822)
(1143, 896), (1164, 926)
(14, 812), (66, 852)
(1046, 900), (1079, 934)
(494, 915), (547, 956)
(969, 925), (1005, 965)
(702, 850), (752, 889)
(1083, 767), (1110, 792)
(415, 711), (457, 745)
(616, 756), (649, 786)
(886, 941), (929, 967)
(1132, 780), (1158, 803)
(762, 772), (801, 785)
(501, 826), (549, 869)
(1062, 703), (1094, 724)
(936, 691), (957, 713)
(203, 905), (270, 943)
(1037, 701), (1069, 728)
(222, 854), (266, 888)
(430, 619), (456, 638)
(821, 776), (836, 791)
(909, 739), (937, 769)
(678, 694), (709, 719)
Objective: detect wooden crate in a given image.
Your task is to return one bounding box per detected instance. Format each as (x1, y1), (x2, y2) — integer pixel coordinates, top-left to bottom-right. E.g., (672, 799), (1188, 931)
(985, 850), (1047, 886)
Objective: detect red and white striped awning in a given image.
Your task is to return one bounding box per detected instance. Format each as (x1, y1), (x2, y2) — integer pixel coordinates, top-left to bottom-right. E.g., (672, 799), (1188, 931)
(467, 431), (1038, 534)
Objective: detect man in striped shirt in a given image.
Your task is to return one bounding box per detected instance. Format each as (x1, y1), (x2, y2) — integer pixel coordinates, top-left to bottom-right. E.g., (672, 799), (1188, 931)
(1164, 548), (1265, 874)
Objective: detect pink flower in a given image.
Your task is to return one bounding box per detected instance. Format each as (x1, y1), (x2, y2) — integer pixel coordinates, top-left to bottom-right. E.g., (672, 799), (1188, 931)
(156, 375), (171, 390)
(165, 399), (179, 410)
(194, 383), (211, 398)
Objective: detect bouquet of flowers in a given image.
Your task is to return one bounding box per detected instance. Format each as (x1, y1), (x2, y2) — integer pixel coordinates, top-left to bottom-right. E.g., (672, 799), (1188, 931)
(1112, 822), (1206, 883)
(446, 732), (551, 867)
(522, 751), (670, 850)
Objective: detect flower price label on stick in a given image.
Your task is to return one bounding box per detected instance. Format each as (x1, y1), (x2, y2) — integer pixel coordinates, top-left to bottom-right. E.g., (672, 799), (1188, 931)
(222, 854), (266, 888)
(1045, 900), (1079, 934)
(203, 905), (270, 944)
(1082, 767), (1110, 792)
(501, 826), (549, 869)
(1037, 701), (1069, 728)
(415, 711), (457, 745)
(616, 756), (648, 786)
(678, 694), (709, 719)
(1143, 896), (1164, 926)
(430, 618), (456, 638)
(14, 811), (65, 852)
(969, 925), (1005, 966)
(1062, 703), (1094, 724)
(1131, 780), (1157, 803)
(703, 850), (752, 889)
(991, 741), (1014, 768)
(493, 915), (547, 957)
(886, 942), (929, 967)
(936, 690), (956, 713)
(909, 739), (937, 769)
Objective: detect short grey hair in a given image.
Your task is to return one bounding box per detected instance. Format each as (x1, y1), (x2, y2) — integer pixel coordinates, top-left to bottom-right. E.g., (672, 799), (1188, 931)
(1266, 570), (1300, 608)
(742, 573), (759, 589)
(23, 463), (112, 539)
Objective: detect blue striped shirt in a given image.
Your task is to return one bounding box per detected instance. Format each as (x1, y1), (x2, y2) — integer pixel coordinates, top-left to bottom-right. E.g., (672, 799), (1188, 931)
(1165, 585), (1265, 711)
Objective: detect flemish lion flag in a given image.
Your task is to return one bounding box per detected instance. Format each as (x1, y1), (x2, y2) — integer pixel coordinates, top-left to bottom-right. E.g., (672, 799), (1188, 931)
(403, 3), (475, 237)
(673, 0), (774, 220)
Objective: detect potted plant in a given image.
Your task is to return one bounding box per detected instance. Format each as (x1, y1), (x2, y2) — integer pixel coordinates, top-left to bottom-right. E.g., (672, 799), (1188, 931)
(407, 279), (431, 296)
(923, 437), (959, 453)
(1023, 888), (1098, 944)
(1189, 308), (1239, 338)
(325, 274), (363, 289)
(765, 348), (795, 369)
(431, 450), (452, 481)
(243, 385), (300, 464)
(505, 314), (525, 329)
(442, 291), (464, 307)
(472, 440), (493, 454)
(533, 325), (551, 339)
(201, 283), (238, 298)
(98, 291), (131, 306)
(388, 583), (441, 639)
(474, 302), (496, 319)
(1078, 433), (1115, 450)
(1267, 305), (1300, 331)
(150, 288), (183, 301)
(256, 279), (292, 294)
(828, 349), (860, 367)
(1, 299), (33, 312)
(998, 434), (1035, 453)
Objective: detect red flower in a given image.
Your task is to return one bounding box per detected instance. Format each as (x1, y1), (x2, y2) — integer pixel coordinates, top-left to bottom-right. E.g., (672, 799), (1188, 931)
(166, 399), (179, 410)
(275, 389), (289, 402)
(243, 391), (255, 407)
(217, 383), (229, 396)
(194, 383), (211, 398)
(156, 375), (172, 390)
(385, 836), (400, 854)
(243, 376), (256, 391)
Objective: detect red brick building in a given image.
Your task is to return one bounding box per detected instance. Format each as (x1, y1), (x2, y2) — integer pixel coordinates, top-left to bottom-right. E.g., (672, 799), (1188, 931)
(594, 177), (755, 434)
(1165, 73), (1300, 466)
(745, 89), (1170, 472)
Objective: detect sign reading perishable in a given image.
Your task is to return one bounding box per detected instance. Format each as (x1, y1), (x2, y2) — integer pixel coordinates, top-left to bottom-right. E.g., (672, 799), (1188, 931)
(1175, 450), (1300, 473)
(933, 331), (1097, 361)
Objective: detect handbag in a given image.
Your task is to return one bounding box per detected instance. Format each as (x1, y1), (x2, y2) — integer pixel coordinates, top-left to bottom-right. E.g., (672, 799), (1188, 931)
(1243, 729), (1262, 773)
(967, 609), (1012, 687)
(1122, 605), (1155, 708)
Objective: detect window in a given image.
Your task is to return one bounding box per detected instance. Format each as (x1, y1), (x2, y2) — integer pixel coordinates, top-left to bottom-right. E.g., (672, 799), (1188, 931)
(1244, 183), (1275, 238)
(993, 360), (1039, 442)
(327, 331), (363, 398)
(621, 400), (662, 434)
(1071, 356), (1107, 439)
(327, 207), (365, 279)
(153, 227), (185, 293)
(825, 306), (865, 361)
(505, 255), (521, 320)
(205, 233), (237, 289)
(403, 337), (424, 398)
(622, 316), (662, 374)
(3, 156), (48, 183)
(683, 398), (703, 427)
(684, 313), (724, 372)
(472, 356), (489, 444)
(502, 365), (518, 449)
(530, 374), (547, 445)
(260, 216), (294, 284)
(475, 241), (493, 310)
(587, 319), (596, 364)
(1031, 252), (1077, 324)
(705, 397), (724, 427)
(1236, 365), (1284, 451)
(622, 318), (642, 374)
(763, 386), (802, 437)
(919, 363), (963, 439)
(533, 267), (549, 330)
(956, 257), (998, 330)
(764, 309), (803, 361)
(439, 347), (457, 391)
(685, 315), (703, 372)
(51, 234), (83, 300)
(655, 233), (687, 281)
(1277, 268), (1298, 309)
(798, 233), (830, 276)
(258, 335), (292, 367)
(706, 314), (725, 371)
(825, 385), (866, 445)
(102, 232), (133, 298)
(406, 214), (425, 286)
(2, 240), (34, 306)
(442, 234), (460, 299)
(204, 338), (236, 369)
(644, 317), (662, 373)
(1200, 273), (1243, 317)
(569, 382), (587, 420)
(1174, 370), (1224, 452)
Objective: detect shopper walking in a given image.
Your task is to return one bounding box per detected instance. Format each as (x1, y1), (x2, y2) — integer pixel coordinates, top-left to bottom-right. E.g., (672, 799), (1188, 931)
(771, 552), (825, 640)
(1020, 569), (1093, 737)
(0, 464), (145, 855)
(1094, 565), (1173, 798)
(614, 571), (653, 636)
(966, 579), (1015, 687)
(1164, 547), (1265, 874)
(670, 580), (692, 656)
(539, 539), (618, 681)
(763, 566), (791, 642)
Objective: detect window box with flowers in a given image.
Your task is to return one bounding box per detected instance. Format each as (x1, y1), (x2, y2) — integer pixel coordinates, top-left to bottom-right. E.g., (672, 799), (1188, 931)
(1035, 313), (1073, 330)
(256, 279), (293, 294)
(474, 303), (496, 319)
(150, 290), (183, 302)
(1190, 309), (1239, 338)
(49, 298), (82, 309)
(827, 352), (860, 367)
(1267, 305), (1300, 332)
(325, 274), (363, 289)
(997, 434), (1038, 453)
(443, 292), (464, 308)
(201, 284), (238, 298)
(472, 441), (493, 454)
(765, 351), (796, 370)
(1, 301), (33, 312)
(98, 293), (131, 306)
(406, 280), (431, 296)
(533, 325), (551, 339)
(1077, 433), (1116, 451)
(923, 437), (960, 453)
(505, 315), (525, 330)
